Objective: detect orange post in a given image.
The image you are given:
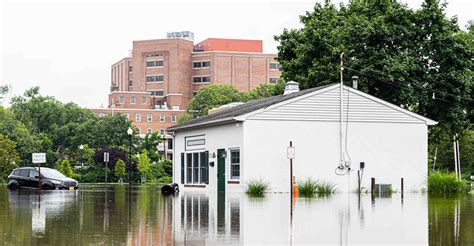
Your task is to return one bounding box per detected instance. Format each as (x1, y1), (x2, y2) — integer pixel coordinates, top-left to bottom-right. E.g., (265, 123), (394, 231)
(293, 176), (298, 196)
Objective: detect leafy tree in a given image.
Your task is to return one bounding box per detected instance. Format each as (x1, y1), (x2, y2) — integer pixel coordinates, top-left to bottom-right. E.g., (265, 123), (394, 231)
(139, 133), (161, 162)
(0, 134), (20, 183)
(185, 84), (243, 118)
(159, 159), (173, 177)
(137, 150), (151, 183)
(58, 160), (73, 178)
(93, 147), (127, 171)
(114, 159), (126, 183)
(275, 0), (473, 133)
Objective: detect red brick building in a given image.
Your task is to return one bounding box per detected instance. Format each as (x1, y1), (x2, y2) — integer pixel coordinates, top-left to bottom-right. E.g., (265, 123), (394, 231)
(91, 32), (281, 159)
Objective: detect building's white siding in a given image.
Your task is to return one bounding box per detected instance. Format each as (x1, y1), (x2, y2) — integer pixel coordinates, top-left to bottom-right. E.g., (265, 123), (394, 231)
(243, 120), (428, 192)
(248, 86), (427, 124)
(173, 123), (244, 192)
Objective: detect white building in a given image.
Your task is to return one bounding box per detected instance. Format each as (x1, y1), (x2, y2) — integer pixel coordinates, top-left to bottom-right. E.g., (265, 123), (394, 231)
(167, 82), (437, 193)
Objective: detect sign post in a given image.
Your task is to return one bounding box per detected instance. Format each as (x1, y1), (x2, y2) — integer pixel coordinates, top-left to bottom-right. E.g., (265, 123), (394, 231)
(32, 153), (46, 190)
(287, 142), (295, 208)
(104, 152), (110, 186)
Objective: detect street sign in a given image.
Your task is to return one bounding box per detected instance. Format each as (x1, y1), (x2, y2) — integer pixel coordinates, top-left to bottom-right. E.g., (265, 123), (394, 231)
(32, 153), (46, 163)
(104, 152), (110, 163)
(287, 146), (295, 159)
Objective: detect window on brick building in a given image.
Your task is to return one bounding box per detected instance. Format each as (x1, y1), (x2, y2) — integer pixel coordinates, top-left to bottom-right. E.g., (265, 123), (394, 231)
(202, 61), (211, 67)
(147, 113), (153, 122)
(193, 77), (202, 83)
(141, 96), (147, 104)
(135, 114), (141, 122)
(130, 96), (136, 104)
(151, 90), (164, 96)
(128, 80), (133, 87)
(160, 128), (165, 135)
(146, 60), (164, 67)
(146, 75), (164, 82)
(269, 78), (279, 84)
(119, 96), (125, 104)
(193, 62), (202, 68)
(160, 114), (165, 122)
(202, 76), (211, 82)
(171, 115), (177, 122)
(147, 128), (152, 134)
(193, 91), (198, 96)
(129, 66), (133, 72)
(269, 63), (281, 70)
(172, 106), (180, 111)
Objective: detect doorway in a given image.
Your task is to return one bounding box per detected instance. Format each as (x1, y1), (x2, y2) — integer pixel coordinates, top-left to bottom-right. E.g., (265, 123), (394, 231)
(217, 149), (226, 194)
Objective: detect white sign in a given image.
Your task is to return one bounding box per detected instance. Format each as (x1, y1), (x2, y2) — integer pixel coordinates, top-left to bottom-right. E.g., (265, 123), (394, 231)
(104, 152), (110, 163)
(32, 153), (46, 164)
(287, 147), (295, 159)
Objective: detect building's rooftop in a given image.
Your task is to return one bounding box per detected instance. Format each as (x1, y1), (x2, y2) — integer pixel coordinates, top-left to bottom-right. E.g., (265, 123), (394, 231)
(193, 38), (263, 53)
(167, 84), (335, 131)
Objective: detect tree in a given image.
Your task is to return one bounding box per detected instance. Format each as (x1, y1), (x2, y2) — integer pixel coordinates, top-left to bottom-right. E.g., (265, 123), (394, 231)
(185, 85), (243, 118)
(137, 150), (151, 183)
(58, 160), (73, 178)
(114, 159), (126, 183)
(93, 147), (127, 171)
(275, 0), (473, 133)
(0, 134), (20, 183)
(139, 133), (161, 162)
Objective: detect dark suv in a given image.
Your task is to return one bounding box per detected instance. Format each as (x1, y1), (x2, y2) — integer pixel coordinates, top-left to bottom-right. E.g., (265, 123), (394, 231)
(7, 167), (79, 190)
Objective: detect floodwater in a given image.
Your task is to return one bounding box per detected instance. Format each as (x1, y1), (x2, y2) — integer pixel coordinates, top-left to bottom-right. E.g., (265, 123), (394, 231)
(0, 185), (472, 245)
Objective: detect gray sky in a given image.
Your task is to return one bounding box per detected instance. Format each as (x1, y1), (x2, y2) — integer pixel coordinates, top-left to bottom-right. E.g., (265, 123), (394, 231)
(1, 0), (472, 108)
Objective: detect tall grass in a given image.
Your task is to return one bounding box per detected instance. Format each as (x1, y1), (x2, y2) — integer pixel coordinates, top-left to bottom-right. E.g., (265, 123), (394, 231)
(428, 171), (469, 194)
(297, 178), (337, 197)
(245, 179), (269, 197)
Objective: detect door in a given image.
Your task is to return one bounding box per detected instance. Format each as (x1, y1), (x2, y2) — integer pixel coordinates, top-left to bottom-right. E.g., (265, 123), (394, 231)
(217, 149), (226, 194)
(29, 169), (40, 188)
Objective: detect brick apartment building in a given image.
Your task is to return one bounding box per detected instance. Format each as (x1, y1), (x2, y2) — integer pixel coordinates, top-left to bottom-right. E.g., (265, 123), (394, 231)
(91, 31), (281, 159)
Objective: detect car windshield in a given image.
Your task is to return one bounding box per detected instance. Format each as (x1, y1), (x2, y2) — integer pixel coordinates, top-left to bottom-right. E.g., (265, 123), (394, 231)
(40, 169), (66, 179)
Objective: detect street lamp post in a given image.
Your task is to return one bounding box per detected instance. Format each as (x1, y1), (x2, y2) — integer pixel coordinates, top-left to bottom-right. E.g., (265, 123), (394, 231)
(79, 144), (84, 184)
(127, 127), (133, 185)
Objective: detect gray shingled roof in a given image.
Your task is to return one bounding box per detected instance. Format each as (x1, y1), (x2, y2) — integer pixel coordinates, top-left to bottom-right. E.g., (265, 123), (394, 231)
(167, 83), (336, 131)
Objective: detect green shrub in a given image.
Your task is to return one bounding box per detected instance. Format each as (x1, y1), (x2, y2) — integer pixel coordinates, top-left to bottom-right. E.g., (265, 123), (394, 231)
(245, 179), (269, 197)
(297, 178), (319, 197)
(158, 176), (172, 184)
(316, 181), (337, 195)
(428, 171), (469, 194)
(58, 160), (74, 178)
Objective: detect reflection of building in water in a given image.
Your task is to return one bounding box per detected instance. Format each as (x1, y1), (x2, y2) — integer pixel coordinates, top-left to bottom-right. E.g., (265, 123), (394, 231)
(176, 193), (241, 244)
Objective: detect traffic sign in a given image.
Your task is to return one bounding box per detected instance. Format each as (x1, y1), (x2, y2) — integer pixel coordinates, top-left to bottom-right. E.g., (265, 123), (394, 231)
(104, 152), (110, 163)
(32, 153), (46, 163)
(287, 146), (295, 159)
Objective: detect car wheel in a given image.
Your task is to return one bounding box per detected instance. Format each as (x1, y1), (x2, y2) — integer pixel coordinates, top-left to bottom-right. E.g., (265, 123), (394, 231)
(8, 183), (19, 190)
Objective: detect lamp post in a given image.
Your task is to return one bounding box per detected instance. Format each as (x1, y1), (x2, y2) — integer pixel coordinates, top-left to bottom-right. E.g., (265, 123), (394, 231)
(79, 144), (84, 184)
(127, 127), (133, 185)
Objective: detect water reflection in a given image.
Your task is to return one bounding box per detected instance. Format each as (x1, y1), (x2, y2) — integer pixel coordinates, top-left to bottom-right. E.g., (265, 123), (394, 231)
(0, 185), (473, 245)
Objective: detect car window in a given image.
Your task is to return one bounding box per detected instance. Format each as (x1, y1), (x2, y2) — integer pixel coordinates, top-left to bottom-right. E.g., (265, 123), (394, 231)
(13, 170), (20, 176)
(30, 170), (39, 178)
(18, 169), (30, 177)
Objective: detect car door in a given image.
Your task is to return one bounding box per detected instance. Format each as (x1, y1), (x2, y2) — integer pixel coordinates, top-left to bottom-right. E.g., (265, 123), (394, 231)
(29, 169), (40, 188)
(17, 169), (30, 187)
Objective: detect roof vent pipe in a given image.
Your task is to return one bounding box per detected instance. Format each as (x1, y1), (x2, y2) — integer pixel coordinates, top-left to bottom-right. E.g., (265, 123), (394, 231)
(284, 81), (300, 95)
(351, 76), (359, 90)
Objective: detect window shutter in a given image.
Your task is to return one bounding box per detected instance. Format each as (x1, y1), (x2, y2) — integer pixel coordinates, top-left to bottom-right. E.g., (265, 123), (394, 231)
(204, 150), (209, 184)
(180, 153), (184, 184)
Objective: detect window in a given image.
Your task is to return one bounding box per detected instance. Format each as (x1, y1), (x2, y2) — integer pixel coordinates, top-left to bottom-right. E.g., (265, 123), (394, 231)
(147, 128), (152, 134)
(30, 170), (39, 178)
(192, 76), (210, 83)
(151, 90), (164, 96)
(193, 62), (202, 68)
(202, 61), (211, 67)
(130, 96), (136, 104)
(135, 114), (141, 122)
(119, 96), (125, 104)
(141, 96), (147, 104)
(167, 139), (173, 149)
(193, 91), (198, 96)
(171, 115), (177, 122)
(230, 149), (240, 179)
(269, 63), (281, 70)
(129, 66), (133, 72)
(99, 113), (105, 117)
(147, 113), (153, 122)
(19, 169), (30, 177)
(146, 75), (164, 82)
(146, 60), (164, 67)
(160, 114), (165, 122)
(202, 76), (211, 82)
(160, 128), (165, 135)
(193, 77), (202, 83)
(172, 106), (180, 110)
(269, 78), (278, 84)
(183, 151), (209, 184)
(128, 80), (133, 87)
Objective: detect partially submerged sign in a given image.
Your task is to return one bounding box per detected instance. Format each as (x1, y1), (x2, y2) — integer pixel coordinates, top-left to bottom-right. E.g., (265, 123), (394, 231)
(32, 153), (46, 164)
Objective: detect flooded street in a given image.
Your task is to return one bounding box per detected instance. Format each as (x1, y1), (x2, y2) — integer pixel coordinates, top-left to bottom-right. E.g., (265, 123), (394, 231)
(0, 185), (472, 245)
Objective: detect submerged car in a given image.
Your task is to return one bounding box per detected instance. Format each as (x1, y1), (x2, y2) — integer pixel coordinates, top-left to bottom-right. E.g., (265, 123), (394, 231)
(7, 167), (78, 190)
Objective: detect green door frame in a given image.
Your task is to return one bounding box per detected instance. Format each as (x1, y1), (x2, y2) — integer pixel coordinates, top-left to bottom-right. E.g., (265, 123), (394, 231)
(217, 149), (226, 194)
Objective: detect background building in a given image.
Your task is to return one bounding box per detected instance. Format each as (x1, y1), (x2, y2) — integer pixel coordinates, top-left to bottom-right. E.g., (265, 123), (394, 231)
(91, 31), (281, 159)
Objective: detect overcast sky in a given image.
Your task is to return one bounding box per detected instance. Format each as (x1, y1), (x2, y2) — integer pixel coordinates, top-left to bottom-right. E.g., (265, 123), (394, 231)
(1, 0), (472, 108)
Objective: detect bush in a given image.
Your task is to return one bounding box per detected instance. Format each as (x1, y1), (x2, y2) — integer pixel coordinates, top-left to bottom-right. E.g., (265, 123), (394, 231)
(428, 171), (469, 194)
(297, 178), (319, 197)
(58, 160), (74, 177)
(316, 181), (337, 195)
(245, 179), (269, 197)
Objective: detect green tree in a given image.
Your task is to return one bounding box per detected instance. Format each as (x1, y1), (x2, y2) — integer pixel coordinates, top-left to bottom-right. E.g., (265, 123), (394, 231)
(58, 159), (74, 178)
(0, 134), (20, 183)
(186, 84), (243, 118)
(139, 133), (161, 162)
(114, 159), (126, 183)
(137, 150), (151, 183)
(275, 0), (473, 133)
